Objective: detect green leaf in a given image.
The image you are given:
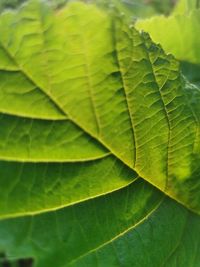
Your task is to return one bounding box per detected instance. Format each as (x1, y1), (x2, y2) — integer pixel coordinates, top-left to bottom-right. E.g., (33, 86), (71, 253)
(0, 0), (200, 213)
(94, 0), (157, 19)
(181, 61), (200, 86)
(136, 5), (200, 65)
(0, 1), (200, 266)
(0, 181), (199, 267)
(0, 157), (136, 219)
(173, 0), (200, 14)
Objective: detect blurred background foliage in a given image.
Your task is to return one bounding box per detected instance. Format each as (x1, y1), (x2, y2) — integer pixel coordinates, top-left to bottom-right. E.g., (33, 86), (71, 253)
(0, 0), (177, 16)
(0, 0), (26, 11)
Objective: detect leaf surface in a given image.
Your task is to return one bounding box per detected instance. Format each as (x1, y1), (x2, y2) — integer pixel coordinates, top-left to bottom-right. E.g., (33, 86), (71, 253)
(0, 1), (200, 266)
(0, 181), (199, 267)
(0, 0), (199, 213)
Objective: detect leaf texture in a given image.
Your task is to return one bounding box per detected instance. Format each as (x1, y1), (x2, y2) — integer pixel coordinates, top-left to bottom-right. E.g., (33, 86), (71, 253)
(0, 1), (199, 266)
(0, 0), (199, 213)
(0, 181), (199, 267)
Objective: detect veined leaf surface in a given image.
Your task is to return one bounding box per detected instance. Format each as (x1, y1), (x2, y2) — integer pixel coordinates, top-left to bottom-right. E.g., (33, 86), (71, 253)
(0, 1), (199, 266)
(0, 180), (200, 267)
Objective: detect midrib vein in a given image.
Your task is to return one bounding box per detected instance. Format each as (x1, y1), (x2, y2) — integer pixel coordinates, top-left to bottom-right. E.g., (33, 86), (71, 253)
(67, 197), (165, 266)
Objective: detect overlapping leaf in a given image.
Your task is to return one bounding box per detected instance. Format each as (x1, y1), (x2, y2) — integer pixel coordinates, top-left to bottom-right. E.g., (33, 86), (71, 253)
(136, 2), (200, 64)
(0, 1), (200, 266)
